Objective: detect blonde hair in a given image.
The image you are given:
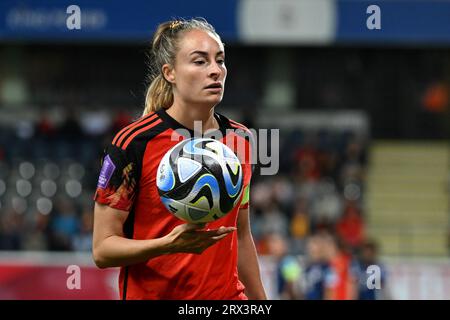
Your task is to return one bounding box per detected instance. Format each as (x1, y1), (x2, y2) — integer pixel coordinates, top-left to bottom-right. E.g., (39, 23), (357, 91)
(143, 18), (219, 116)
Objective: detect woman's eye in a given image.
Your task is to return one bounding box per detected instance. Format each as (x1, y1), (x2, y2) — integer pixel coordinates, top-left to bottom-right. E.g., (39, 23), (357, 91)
(194, 60), (205, 65)
(217, 59), (225, 65)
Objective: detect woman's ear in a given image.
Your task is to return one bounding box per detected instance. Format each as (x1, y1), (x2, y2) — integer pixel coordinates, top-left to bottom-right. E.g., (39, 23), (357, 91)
(162, 64), (175, 84)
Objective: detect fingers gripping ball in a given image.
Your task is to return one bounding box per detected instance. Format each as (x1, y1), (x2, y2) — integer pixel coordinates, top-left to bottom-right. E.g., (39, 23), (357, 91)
(157, 138), (243, 223)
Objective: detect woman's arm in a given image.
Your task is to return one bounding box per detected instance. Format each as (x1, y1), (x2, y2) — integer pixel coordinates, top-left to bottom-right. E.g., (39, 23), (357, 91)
(237, 207), (267, 300)
(92, 202), (235, 268)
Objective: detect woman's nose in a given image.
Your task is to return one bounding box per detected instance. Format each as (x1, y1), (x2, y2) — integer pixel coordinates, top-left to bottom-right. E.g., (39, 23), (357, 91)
(208, 62), (222, 78)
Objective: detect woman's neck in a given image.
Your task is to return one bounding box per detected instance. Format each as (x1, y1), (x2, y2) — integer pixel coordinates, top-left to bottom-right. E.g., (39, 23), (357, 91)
(166, 101), (218, 132)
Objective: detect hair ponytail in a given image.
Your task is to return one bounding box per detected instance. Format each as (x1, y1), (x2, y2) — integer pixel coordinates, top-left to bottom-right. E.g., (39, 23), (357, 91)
(143, 74), (173, 115)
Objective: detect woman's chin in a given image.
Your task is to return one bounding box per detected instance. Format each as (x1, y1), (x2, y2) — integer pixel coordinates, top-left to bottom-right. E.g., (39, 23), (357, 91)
(198, 96), (223, 106)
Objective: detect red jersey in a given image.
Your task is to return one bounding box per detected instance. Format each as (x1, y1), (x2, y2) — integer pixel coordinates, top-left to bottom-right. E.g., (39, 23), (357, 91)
(94, 108), (253, 300)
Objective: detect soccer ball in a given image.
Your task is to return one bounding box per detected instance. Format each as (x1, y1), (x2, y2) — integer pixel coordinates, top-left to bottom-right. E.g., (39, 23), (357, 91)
(156, 138), (243, 223)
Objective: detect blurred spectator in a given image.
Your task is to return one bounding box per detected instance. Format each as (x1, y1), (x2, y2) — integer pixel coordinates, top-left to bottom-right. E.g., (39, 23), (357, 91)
(0, 209), (23, 250)
(419, 81), (449, 138)
(338, 140), (366, 199)
(251, 179), (273, 209)
(351, 239), (389, 300)
(59, 109), (83, 139)
(80, 109), (113, 137)
(322, 232), (357, 300)
(289, 197), (310, 254)
(48, 198), (80, 251)
(319, 149), (339, 181)
(422, 81), (448, 113)
(15, 119), (35, 140)
(22, 212), (50, 251)
(336, 200), (365, 251)
(265, 233), (301, 300)
(259, 201), (289, 238)
(310, 180), (343, 227)
(271, 176), (295, 213)
(294, 133), (321, 182)
(35, 112), (56, 138)
(72, 209), (93, 252)
(342, 139), (367, 166)
(299, 233), (332, 300)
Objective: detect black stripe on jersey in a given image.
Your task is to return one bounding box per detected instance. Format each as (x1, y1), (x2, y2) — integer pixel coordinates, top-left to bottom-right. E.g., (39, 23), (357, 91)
(115, 114), (160, 149)
(127, 121), (168, 150)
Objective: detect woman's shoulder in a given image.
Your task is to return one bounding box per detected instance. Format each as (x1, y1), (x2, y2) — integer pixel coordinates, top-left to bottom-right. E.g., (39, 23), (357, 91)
(110, 111), (160, 150)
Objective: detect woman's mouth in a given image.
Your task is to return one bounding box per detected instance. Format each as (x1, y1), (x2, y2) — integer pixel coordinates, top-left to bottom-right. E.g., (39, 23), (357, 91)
(204, 82), (223, 92)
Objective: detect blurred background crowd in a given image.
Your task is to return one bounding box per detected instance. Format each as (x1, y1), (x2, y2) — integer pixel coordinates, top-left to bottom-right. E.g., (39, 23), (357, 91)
(0, 0), (449, 300)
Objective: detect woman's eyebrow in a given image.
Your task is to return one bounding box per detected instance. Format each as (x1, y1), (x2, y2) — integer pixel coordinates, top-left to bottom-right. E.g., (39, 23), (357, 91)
(189, 50), (224, 57)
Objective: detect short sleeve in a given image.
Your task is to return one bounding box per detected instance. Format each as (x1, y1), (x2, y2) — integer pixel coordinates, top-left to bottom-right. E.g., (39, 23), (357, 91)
(93, 143), (140, 212)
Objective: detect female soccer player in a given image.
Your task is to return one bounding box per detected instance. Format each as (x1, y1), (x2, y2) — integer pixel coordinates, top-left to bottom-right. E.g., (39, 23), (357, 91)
(92, 18), (267, 300)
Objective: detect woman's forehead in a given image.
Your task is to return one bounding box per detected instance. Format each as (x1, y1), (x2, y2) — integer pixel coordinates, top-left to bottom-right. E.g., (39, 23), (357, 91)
(178, 29), (224, 55)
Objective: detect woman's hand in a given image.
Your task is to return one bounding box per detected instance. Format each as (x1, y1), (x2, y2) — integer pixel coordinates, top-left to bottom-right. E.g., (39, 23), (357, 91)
(164, 223), (236, 255)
